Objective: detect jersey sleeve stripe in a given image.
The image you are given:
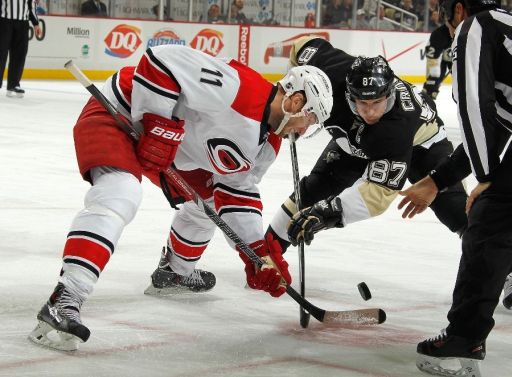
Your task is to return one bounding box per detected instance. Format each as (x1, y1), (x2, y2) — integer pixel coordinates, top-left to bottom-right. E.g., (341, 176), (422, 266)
(455, 17), (490, 178)
(112, 72), (132, 114)
(144, 48), (182, 92)
(133, 74), (180, 101)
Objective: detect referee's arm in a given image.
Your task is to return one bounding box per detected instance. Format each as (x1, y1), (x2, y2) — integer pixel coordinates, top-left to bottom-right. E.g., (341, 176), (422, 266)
(28, 0), (39, 26)
(453, 15), (499, 183)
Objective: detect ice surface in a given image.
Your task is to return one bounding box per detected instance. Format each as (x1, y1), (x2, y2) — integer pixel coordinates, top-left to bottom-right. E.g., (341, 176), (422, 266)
(0, 82), (510, 377)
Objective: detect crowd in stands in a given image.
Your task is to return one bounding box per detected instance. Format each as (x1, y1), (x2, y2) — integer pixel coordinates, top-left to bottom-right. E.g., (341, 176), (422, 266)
(69, 0), (511, 32)
(321, 0), (444, 31)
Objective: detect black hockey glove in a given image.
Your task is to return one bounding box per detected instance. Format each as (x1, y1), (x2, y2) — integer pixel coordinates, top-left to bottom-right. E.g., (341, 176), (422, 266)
(421, 82), (439, 100)
(287, 196), (344, 247)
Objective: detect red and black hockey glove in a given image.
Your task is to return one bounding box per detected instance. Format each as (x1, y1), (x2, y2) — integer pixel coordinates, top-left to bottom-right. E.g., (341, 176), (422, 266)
(238, 232), (291, 298)
(137, 113), (185, 172)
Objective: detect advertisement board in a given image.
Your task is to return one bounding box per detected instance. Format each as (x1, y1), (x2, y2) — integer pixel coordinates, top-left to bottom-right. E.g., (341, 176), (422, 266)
(27, 16), (239, 73)
(25, 16), (431, 82)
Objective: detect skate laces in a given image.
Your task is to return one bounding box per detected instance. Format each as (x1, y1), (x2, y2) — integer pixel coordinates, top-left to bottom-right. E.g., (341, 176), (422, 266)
(426, 329), (448, 344)
(182, 270), (206, 287)
(55, 286), (85, 324)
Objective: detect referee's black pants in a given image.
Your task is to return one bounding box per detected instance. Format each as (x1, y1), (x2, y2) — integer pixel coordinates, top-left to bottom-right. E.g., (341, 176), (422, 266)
(0, 18), (29, 90)
(447, 147), (512, 341)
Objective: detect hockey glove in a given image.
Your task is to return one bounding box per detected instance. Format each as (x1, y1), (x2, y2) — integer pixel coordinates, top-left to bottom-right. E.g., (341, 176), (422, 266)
(137, 113), (185, 172)
(421, 85), (438, 100)
(287, 196), (344, 246)
(238, 232), (291, 298)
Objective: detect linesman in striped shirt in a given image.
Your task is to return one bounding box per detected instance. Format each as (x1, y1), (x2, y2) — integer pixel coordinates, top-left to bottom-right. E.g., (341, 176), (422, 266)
(398, 0), (512, 375)
(0, 0), (42, 98)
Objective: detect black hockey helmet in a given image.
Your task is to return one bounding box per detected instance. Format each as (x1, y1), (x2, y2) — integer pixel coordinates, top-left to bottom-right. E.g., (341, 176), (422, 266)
(440, 0), (500, 22)
(346, 56), (395, 101)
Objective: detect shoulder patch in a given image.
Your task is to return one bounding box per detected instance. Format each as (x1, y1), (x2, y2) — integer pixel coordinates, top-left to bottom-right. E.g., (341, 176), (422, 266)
(298, 47), (318, 65)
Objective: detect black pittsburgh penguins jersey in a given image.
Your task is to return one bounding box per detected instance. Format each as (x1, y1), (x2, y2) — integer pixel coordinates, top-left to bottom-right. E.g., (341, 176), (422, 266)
(423, 24), (453, 97)
(427, 24), (452, 61)
(290, 37), (445, 191)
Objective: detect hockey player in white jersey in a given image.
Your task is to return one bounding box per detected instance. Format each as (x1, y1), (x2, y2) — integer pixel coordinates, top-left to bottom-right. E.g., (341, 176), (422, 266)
(28, 44), (333, 351)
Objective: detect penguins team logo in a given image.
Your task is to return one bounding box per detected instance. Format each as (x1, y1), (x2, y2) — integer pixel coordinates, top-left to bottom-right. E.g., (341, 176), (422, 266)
(206, 138), (252, 175)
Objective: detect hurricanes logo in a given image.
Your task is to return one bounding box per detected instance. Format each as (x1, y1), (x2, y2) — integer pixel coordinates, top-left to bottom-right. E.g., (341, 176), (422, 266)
(206, 138), (252, 174)
(190, 29), (224, 56)
(104, 24), (142, 58)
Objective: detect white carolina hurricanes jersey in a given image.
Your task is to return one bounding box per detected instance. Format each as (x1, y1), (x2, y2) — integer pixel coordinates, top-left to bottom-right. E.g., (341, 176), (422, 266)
(101, 45), (281, 245)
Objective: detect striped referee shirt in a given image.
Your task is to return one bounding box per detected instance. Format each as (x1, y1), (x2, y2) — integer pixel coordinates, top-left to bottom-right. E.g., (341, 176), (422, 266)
(0, 0), (39, 24)
(452, 8), (512, 182)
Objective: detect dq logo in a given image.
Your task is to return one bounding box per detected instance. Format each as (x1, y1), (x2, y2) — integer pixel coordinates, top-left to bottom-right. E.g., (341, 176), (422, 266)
(104, 24), (142, 58)
(190, 29), (224, 57)
(147, 29), (186, 48)
(206, 138), (252, 175)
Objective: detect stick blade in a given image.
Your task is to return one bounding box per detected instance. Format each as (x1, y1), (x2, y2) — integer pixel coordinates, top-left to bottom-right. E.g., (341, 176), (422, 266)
(323, 308), (386, 325)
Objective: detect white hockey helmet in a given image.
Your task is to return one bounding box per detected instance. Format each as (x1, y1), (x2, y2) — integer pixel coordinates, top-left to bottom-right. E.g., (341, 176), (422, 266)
(277, 65), (333, 134)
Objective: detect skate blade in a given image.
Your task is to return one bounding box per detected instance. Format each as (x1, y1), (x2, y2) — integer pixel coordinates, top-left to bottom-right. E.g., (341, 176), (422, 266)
(6, 92), (23, 98)
(144, 283), (193, 296)
(416, 354), (482, 377)
(28, 321), (82, 351)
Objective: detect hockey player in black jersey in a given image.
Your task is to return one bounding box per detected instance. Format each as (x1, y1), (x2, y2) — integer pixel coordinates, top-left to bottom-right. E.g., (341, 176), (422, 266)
(421, 24), (453, 100)
(397, 0), (512, 375)
(267, 36), (468, 253)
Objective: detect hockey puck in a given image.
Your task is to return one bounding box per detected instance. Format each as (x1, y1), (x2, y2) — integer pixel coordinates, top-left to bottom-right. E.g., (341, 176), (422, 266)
(357, 282), (372, 301)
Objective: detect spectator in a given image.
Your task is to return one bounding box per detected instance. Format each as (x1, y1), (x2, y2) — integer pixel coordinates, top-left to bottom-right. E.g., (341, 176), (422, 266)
(395, 0), (417, 29)
(322, 0), (344, 26)
(35, 0), (47, 15)
(228, 0), (250, 24)
(0, 0), (43, 98)
(362, 0), (378, 17)
(428, 9), (442, 30)
(369, 5), (395, 30)
(206, 4), (226, 23)
(339, 0), (354, 27)
(304, 12), (315, 28)
(151, 4), (170, 19)
(80, 0), (108, 17)
(355, 8), (371, 29)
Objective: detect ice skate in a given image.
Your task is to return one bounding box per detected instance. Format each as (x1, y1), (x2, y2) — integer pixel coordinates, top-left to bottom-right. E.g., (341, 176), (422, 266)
(28, 283), (90, 351)
(144, 246), (216, 295)
(416, 330), (485, 377)
(6, 86), (25, 98)
(502, 273), (512, 310)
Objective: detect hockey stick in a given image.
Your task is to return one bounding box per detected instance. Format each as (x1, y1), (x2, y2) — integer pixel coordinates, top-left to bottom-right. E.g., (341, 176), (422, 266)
(65, 60), (386, 326)
(289, 133), (310, 328)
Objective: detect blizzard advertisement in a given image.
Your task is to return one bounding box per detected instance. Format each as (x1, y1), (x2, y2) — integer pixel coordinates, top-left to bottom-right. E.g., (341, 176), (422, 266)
(147, 29), (186, 48)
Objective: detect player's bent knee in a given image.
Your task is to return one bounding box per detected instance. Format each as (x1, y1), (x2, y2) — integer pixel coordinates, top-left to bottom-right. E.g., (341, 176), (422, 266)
(85, 171), (142, 225)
